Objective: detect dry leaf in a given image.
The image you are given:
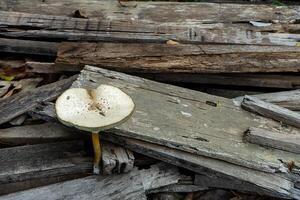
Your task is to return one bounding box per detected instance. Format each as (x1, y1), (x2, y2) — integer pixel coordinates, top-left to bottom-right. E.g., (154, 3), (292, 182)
(166, 40), (180, 45)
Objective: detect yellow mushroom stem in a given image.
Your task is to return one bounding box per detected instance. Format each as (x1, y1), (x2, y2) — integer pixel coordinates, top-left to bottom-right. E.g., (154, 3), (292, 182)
(92, 132), (101, 174)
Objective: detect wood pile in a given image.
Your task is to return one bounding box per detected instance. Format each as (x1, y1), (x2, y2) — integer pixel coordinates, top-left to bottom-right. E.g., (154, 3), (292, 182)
(0, 1), (299, 199)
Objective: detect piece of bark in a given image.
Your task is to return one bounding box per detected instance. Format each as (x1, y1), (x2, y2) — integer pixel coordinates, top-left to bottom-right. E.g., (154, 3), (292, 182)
(0, 123), (80, 145)
(56, 42), (300, 73)
(102, 133), (300, 199)
(0, 38), (58, 56)
(234, 89), (300, 111)
(245, 127), (300, 154)
(0, 75), (77, 125)
(0, 163), (181, 200)
(242, 95), (300, 128)
(0, 141), (92, 195)
(72, 66), (300, 174)
(102, 141), (135, 175)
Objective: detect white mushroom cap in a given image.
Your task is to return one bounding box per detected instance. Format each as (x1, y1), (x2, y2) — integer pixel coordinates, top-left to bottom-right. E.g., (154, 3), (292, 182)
(55, 85), (135, 133)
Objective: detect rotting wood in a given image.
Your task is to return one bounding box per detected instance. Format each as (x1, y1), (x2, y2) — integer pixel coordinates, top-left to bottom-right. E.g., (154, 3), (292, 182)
(0, 163), (181, 200)
(1, 11), (300, 46)
(0, 141), (92, 195)
(242, 95), (300, 128)
(102, 133), (300, 199)
(0, 123), (79, 146)
(72, 66), (300, 175)
(0, 75), (77, 125)
(245, 127), (300, 154)
(0, 38), (58, 56)
(56, 42), (300, 73)
(102, 141), (135, 175)
(234, 89), (300, 111)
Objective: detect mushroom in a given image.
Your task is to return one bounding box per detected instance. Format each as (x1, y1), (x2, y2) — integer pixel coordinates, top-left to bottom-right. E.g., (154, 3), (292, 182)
(55, 84), (135, 174)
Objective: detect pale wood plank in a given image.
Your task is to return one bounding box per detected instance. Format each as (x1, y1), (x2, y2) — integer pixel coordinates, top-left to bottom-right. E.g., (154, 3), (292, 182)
(242, 95), (300, 128)
(245, 127), (300, 154)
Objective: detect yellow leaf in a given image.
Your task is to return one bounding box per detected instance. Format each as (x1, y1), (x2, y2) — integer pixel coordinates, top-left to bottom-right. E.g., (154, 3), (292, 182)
(166, 40), (180, 45)
(0, 73), (15, 81)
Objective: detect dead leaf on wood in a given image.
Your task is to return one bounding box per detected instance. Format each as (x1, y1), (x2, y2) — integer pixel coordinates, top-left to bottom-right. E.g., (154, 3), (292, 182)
(166, 40), (180, 45)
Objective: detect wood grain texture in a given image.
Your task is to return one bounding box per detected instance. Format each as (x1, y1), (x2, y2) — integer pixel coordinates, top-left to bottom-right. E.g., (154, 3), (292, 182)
(242, 95), (300, 128)
(0, 141), (92, 195)
(72, 66), (300, 175)
(139, 73), (300, 89)
(0, 38), (58, 56)
(233, 89), (300, 110)
(245, 127), (300, 154)
(0, 123), (79, 145)
(102, 133), (300, 199)
(1, 1), (300, 23)
(0, 75), (77, 125)
(102, 141), (135, 175)
(56, 42), (300, 73)
(0, 163), (181, 200)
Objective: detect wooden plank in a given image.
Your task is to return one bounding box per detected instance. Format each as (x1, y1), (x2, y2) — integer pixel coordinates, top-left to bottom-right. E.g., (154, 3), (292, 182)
(245, 127), (300, 154)
(233, 89), (300, 111)
(0, 38), (58, 56)
(72, 66), (300, 175)
(139, 73), (300, 89)
(0, 75), (77, 125)
(25, 62), (83, 73)
(0, 163), (181, 200)
(28, 102), (58, 122)
(0, 123), (79, 145)
(1, 10), (300, 45)
(102, 133), (300, 199)
(1, 1), (299, 23)
(102, 141), (135, 175)
(242, 95), (300, 128)
(56, 42), (300, 73)
(0, 141), (92, 195)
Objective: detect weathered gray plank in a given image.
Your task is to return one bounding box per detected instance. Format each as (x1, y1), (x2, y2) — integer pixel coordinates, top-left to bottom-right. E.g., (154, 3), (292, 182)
(0, 75), (77, 125)
(1, 1), (300, 23)
(56, 42), (300, 73)
(0, 123), (79, 145)
(102, 133), (300, 199)
(102, 141), (135, 175)
(73, 66), (300, 175)
(245, 127), (300, 154)
(1, 8), (300, 45)
(242, 95), (300, 128)
(0, 163), (181, 200)
(28, 102), (58, 122)
(233, 89), (300, 111)
(0, 38), (58, 56)
(0, 141), (92, 195)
